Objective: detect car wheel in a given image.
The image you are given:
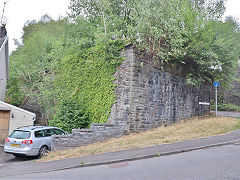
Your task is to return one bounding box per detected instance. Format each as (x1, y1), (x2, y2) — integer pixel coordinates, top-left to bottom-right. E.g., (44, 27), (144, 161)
(38, 146), (48, 158)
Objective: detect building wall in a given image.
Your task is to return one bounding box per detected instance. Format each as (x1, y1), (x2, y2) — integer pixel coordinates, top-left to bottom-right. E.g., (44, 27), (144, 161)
(0, 38), (7, 101)
(0, 33), (9, 101)
(0, 101), (36, 134)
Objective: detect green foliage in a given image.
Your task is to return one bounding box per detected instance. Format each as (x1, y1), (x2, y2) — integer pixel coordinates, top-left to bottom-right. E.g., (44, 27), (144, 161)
(69, 0), (135, 37)
(7, 1), (240, 132)
(5, 77), (24, 106)
(49, 98), (90, 133)
(69, 0), (239, 87)
(65, 17), (96, 50)
(211, 103), (240, 112)
(6, 17), (67, 118)
(130, 0), (239, 86)
(55, 39), (126, 124)
(233, 119), (240, 130)
(8, 13), (127, 130)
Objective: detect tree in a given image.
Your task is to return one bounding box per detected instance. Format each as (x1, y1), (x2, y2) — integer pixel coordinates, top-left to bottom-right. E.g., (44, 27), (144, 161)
(129, 0), (239, 85)
(7, 17), (67, 114)
(69, 0), (135, 37)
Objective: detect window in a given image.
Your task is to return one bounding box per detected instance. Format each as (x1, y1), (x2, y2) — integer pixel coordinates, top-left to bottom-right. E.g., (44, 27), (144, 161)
(44, 129), (54, 137)
(53, 129), (65, 135)
(34, 130), (44, 138)
(10, 130), (31, 139)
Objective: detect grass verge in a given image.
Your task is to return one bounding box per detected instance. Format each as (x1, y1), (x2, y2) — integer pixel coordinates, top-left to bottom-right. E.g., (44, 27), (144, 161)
(39, 116), (240, 162)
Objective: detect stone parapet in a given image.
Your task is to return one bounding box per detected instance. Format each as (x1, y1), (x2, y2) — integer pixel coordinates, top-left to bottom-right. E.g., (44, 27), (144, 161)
(52, 123), (125, 150)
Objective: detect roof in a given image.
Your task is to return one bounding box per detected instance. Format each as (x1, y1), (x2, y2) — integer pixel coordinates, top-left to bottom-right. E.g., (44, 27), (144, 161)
(16, 126), (62, 131)
(0, 101), (36, 117)
(0, 107), (10, 111)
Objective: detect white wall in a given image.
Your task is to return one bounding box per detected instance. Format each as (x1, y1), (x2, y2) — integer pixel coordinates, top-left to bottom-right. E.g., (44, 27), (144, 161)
(0, 38), (8, 101)
(8, 108), (35, 134)
(0, 101), (36, 134)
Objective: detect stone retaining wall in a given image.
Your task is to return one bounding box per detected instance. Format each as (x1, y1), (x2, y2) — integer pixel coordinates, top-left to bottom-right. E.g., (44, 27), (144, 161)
(52, 123), (126, 150)
(52, 44), (211, 150)
(108, 45), (210, 132)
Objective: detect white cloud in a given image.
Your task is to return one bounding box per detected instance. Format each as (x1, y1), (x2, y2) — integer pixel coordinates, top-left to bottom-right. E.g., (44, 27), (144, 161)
(224, 0), (240, 21)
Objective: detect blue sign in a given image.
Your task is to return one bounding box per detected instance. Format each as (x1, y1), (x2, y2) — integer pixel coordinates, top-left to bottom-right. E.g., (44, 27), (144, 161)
(213, 81), (220, 87)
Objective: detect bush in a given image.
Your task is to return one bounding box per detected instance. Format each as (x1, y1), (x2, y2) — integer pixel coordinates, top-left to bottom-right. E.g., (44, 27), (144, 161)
(49, 98), (90, 133)
(211, 103), (240, 112)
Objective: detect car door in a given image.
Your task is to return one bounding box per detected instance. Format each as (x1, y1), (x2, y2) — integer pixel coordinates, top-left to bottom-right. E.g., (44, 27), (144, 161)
(33, 130), (45, 150)
(43, 129), (54, 148)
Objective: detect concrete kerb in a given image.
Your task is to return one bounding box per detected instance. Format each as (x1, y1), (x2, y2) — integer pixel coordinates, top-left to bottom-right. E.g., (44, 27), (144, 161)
(40, 139), (240, 171)
(2, 138), (240, 178)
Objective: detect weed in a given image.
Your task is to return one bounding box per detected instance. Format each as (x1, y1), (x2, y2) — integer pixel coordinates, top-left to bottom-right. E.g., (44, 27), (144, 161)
(50, 154), (55, 158)
(233, 119), (240, 130)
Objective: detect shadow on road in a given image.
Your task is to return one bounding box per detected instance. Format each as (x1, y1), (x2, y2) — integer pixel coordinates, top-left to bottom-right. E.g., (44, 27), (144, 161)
(4, 155), (37, 163)
(0, 147), (37, 164)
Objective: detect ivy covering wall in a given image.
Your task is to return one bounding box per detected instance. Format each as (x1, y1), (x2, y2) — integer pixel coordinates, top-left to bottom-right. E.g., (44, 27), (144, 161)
(52, 40), (126, 129)
(6, 0), (240, 131)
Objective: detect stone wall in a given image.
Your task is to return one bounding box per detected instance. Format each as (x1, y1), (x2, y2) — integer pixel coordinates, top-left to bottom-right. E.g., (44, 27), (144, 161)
(52, 123), (125, 150)
(52, 44), (210, 150)
(108, 45), (210, 132)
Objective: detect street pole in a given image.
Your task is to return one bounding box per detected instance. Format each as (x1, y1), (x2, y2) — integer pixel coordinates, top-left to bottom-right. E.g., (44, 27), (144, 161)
(215, 86), (217, 117)
(213, 81), (219, 117)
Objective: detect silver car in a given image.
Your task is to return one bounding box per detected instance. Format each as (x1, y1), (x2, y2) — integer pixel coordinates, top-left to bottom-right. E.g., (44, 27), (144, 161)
(4, 126), (67, 158)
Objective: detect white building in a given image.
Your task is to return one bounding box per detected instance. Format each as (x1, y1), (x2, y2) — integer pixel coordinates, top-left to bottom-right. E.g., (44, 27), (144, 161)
(0, 27), (37, 142)
(0, 101), (36, 141)
(0, 26), (9, 101)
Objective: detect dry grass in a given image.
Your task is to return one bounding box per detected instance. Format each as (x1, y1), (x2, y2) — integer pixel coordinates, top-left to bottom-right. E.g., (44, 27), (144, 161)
(39, 116), (239, 162)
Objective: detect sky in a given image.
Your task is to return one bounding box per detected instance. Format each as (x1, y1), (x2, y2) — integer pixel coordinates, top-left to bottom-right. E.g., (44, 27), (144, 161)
(0, 0), (240, 53)
(2, 0), (70, 52)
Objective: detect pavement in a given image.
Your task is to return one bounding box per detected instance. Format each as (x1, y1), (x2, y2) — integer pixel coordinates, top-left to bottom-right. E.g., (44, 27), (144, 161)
(0, 111), (240, 178)
(215, 111), (240, 118)
(0, 129), (240, 178)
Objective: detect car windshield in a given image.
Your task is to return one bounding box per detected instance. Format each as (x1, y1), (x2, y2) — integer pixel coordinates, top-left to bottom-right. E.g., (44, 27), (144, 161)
(9, 130), (31, 139)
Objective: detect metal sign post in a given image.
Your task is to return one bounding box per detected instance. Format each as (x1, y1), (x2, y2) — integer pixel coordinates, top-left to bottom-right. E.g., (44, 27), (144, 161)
(213, 81), (220, 117)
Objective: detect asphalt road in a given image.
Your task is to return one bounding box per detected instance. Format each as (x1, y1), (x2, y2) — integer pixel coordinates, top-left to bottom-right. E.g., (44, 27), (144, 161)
(216, 111), (240, 118)
(0, 146), (36, 164)
(0, 146), (14, 164)
(4, 144), (240, 180)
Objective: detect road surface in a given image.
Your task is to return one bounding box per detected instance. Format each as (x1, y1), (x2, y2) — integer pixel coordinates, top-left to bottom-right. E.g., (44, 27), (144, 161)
(4, 144), (240, 180)
(0, 146), (36, 165)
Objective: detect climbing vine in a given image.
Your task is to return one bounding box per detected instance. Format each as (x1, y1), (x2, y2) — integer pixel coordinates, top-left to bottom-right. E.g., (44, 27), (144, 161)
(52, 39), (126, 127)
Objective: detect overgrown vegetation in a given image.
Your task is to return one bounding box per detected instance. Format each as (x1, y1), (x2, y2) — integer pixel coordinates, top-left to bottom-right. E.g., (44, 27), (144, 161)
(6, 0), (240, 131)
(54, 40), (126, 125)
(49, 98), (89, 133)
(211, 103), (240, 112)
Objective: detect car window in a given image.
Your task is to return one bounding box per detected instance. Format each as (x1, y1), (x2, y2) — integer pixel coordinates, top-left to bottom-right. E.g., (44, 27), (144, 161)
(34, 130), (45, 138)
(53, 129), (65, 135)
(9, 130), (31, 139)
(44, 129), (54, 137)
